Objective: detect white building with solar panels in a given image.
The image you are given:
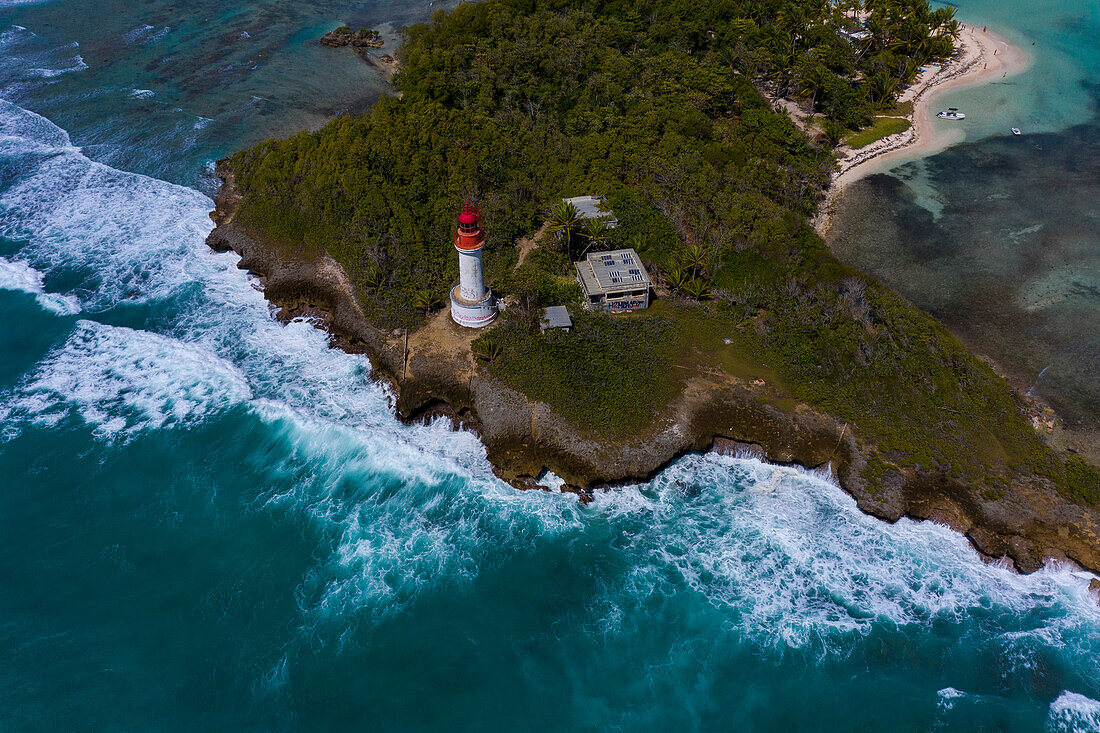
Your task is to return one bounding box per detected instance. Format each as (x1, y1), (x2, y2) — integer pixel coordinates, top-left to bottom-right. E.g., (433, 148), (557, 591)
(574, 248), (651, 312)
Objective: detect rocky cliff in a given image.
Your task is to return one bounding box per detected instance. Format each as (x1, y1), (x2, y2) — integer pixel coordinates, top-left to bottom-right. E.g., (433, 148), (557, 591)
(207, 166), (1100, 576)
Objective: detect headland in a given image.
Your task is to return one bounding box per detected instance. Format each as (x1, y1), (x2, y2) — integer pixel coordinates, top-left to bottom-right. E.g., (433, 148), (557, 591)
(208, 164), (1100, 575)
(208, 0), (1100, 574)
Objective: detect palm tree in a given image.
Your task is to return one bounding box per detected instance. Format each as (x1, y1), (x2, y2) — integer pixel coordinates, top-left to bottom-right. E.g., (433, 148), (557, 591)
(413, 289), (442, 312)
(866, 71), (897, 104)
(798, 63), (830, 111)
(767, 45), (797, 101)
(363, 263), (386, 289)
(682, 244), (708, 278)
(546, 200), (583, 258)
(683, 277), (711, 300)
(823, 119), (847, 149)
(665, 267), (688, 292)
(472, 337), (503, 363)
(581, 217), (612, 255)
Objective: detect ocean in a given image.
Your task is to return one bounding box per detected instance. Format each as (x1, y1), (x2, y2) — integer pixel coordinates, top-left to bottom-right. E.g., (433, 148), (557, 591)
(2, 1), (1099, 730)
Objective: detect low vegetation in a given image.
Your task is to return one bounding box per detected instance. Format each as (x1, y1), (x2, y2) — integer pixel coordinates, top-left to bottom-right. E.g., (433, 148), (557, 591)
(845, 116), (910, 148)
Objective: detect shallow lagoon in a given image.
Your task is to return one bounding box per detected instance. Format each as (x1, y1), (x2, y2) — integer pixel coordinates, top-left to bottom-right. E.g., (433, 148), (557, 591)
(827, 0), (1100, 448)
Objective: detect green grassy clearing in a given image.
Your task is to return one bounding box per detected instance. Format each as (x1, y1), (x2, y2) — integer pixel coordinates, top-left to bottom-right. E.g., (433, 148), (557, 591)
(845, 116), (911, 148)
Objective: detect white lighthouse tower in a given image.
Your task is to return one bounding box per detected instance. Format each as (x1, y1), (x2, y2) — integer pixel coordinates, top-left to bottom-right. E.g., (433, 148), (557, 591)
(450, 203), (498, 328)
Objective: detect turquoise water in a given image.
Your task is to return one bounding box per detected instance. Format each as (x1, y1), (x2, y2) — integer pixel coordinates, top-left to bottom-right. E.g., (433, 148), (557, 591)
(2, 1), (1100, 730)
(827, 0), (1100, 439)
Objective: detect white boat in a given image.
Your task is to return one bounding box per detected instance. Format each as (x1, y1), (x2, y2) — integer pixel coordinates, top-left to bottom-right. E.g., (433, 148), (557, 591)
(1011, 127), (1022, 135)
(937, 108), (966, 120)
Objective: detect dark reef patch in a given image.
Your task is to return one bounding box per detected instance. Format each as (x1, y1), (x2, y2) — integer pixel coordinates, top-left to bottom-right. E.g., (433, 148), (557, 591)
(828, 110), (1100, 458)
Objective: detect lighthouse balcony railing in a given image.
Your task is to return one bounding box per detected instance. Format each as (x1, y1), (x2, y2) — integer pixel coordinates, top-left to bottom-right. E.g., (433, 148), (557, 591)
(450, 280), (493, 307)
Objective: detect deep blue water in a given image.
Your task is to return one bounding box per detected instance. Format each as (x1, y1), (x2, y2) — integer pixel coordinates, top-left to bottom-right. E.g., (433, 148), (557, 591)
(2, 1), (1100, 730)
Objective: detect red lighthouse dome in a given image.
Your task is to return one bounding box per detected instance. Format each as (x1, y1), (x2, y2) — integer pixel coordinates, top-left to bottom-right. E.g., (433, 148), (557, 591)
(454, 202), (484, 251)
(458, 203), (478, 225)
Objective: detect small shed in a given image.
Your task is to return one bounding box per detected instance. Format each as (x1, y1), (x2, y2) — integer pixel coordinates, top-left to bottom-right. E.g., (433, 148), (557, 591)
(540, 305), (573, 333)
(562, 195), (618, 228)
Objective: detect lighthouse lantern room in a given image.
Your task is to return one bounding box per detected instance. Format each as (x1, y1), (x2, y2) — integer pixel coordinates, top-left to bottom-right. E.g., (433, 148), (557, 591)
(449, 203), (498, 328)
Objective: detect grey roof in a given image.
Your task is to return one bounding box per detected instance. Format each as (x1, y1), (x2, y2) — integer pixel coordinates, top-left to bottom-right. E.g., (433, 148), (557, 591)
(576, 248), (651, 296)
(541, 305), (573, 329)
(563, 195), (618, 227)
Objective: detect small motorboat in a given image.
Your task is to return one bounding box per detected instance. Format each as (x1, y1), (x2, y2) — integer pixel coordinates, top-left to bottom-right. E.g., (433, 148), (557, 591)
(937, 108), (966, 120)
(1011, 127), (1022, 135)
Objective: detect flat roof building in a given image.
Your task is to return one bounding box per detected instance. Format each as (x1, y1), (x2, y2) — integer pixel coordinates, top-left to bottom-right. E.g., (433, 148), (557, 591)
(575, 248), (651, 312)
(562, 195), (618, 228)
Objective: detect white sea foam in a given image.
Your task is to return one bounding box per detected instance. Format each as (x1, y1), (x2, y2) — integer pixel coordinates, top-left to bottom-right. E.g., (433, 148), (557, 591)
(0, 99), (74, 150)
(123, 24), (170, 46)
(0, 257), (80, 314)
(27, 53), (86, 78)
(586, 453), (1100, 655)
(6, 320), (251, 438)
(1048, 691), (1100, 732)
(0, 101), (213, 309)
(129, 89), (155, 100)
(937, 687), (965, 712)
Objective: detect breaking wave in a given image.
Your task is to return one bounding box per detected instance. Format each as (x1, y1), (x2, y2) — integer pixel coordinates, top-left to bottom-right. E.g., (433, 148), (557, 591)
(1049, 692), (1100, 732)
(0, 257), (80, 314)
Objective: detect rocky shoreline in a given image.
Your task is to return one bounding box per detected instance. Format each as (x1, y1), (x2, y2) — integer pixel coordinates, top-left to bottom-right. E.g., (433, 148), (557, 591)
(319, 27), (399, 79)
(207, 166), (1100, 576)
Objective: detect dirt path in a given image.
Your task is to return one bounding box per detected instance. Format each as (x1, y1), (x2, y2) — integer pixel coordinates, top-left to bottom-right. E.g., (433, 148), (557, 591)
(516, 223), (549, 266)
(403, 303), (483, 377)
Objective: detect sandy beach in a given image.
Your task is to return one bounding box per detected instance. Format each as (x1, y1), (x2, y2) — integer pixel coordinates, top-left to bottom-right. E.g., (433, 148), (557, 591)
(816, 24), (1030, 233)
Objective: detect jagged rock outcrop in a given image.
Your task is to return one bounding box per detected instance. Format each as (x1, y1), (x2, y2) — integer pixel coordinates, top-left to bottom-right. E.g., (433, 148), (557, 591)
(320, 28), (384, 49)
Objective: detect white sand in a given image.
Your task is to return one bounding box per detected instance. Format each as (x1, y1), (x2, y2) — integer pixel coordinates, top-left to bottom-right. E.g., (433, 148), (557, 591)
(816, 25), (1030, 234)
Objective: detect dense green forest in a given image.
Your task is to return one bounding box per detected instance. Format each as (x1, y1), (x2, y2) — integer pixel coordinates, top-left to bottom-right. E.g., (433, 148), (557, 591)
(227, 0), (1098, 502)
(231, 0), (959, 328)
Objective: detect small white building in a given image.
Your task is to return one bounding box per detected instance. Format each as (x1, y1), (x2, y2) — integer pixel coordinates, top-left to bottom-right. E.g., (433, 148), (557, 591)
(839, 28), (872, 42)
(575, 248), (651, 312)
(562, 195), (618, 228)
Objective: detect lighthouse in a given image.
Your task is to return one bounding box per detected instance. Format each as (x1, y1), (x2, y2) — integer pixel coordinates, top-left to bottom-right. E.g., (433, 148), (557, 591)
(449, 203), (498, 328)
